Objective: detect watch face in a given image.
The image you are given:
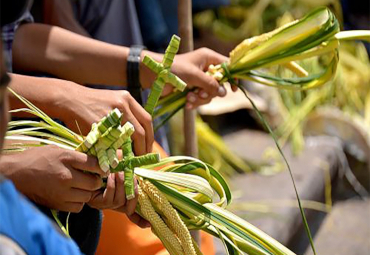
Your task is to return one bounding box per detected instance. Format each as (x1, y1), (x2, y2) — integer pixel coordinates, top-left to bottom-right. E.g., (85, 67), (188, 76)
(0, 0), (33, 27)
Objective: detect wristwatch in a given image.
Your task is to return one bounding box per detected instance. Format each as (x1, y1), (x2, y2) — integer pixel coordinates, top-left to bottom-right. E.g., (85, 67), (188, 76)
(127, 45), (146, 105)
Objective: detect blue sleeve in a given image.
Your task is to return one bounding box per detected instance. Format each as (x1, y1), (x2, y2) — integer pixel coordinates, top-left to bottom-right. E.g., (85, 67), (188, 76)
(0, 178), (82, 255)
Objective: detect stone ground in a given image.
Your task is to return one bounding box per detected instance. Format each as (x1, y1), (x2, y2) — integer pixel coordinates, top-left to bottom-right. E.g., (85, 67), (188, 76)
(305, 198), (370, 255)
(210, 129), (370, 255)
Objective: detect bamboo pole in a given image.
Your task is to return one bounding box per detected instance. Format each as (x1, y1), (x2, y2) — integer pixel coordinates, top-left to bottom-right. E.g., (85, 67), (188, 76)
(178, 0), (198, 157)
(177, 0), (200, 246)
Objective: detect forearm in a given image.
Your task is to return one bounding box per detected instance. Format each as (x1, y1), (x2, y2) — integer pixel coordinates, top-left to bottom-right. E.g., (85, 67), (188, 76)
(9, 74), (74, 121)
(13, 23), (165, 89)
(13, 23), (129, 86)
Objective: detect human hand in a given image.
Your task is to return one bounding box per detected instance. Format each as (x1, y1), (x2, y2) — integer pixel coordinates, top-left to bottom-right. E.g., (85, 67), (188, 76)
(0, 145), (105, 212)
(61, 85), (153, 156)
(141, 48), (237, 110)
(88, 173), (150, 228)
(171, 48), (238, 109)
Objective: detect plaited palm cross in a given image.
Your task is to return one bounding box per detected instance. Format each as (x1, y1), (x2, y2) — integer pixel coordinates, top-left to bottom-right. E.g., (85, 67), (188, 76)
(143, 35), (187, 115)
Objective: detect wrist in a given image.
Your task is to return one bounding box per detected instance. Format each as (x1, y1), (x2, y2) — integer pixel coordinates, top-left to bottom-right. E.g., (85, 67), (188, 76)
(127, 45), (146, 104)
(50, 80), (83, 123)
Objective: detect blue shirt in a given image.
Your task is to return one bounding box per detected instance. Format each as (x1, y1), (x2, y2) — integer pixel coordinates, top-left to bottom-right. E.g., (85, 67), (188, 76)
(0, 176), (82, 255)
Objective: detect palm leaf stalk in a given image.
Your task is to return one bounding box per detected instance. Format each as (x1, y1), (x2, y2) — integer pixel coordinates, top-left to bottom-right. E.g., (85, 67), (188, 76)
(6, 90), (299, 255)
(153, 7), (370, 128)
(193, 0), (344, 43)
(276, 41), (370, 154)
(149, 8), (347, 254)
(169, 113), (274, 177)
(144, 15), (354, 253)
(150, 10), (369, 253)
(196, 117), (253, 175)
(196, 116), (287, 177)
(267, 41), (370, 199)
(143, 35), (187, 115)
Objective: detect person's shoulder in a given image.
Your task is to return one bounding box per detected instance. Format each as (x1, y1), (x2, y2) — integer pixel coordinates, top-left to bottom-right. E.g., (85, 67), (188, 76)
(0, 176), (32, 254)
(0, 175), (81, 255)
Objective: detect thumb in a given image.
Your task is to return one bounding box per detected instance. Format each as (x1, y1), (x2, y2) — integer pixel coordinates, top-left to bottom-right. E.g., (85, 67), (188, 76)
(189, 69), (225, 97)
(202, 48), (228, 70)
(66, 150), (106, 177)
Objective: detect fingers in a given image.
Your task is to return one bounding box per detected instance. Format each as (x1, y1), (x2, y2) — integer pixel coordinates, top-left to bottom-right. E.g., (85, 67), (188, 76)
(66, 188), (92, 203)
(174, 47), (229, 101)
(116, 149), (123, 160)
(188, 69), (221, 98)
(56, 189), (91, 212)
(201, 48), (228, 68)
(224, 80), (239, 92)
(112, 172), (126, 208)
(87, 190), (103, 209)
(86, 174), (114, 209)
(124, 178), (139, 216)
(89, 175), (138, 213)
(128, 96), (154, 154)
(185, 86), (226, 109)
(64, 150), (106, 177)
(127, 213), (151, 228)
(102, 173), (116, 206)
(231, 84), (238, 92)
(120, 93), (153, 156)
(185, 91), (212, 110)
(191, 48), (227, 98)
(87, 173), (126, 210)
(69, 167), (102, 191)
(185, 82), (240, 109)
(60, 202), (85, 213)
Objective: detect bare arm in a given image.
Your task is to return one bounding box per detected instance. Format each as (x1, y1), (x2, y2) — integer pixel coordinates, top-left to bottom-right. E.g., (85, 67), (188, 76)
(9, 74), (72, 120)
(8, 73), (154, 155)
(13, 23), (132, 86)
(12, 23), (228, 106)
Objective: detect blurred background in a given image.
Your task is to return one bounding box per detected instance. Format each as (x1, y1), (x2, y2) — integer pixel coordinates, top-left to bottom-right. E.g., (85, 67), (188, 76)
(30, 0), (370, 254)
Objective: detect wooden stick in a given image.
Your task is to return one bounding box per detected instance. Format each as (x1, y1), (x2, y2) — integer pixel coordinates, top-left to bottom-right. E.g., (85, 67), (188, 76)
(178, 0), (198, 158)
(178, 0), (200, 246)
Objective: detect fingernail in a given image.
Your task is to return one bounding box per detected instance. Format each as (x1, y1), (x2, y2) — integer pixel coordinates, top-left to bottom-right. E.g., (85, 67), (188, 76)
(186, 103), (193, 109)
(119, 172), (124, 181)
(218, 86), (226, 96)
(188, 95), (196, 103)
(200, 92), (209, 99)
